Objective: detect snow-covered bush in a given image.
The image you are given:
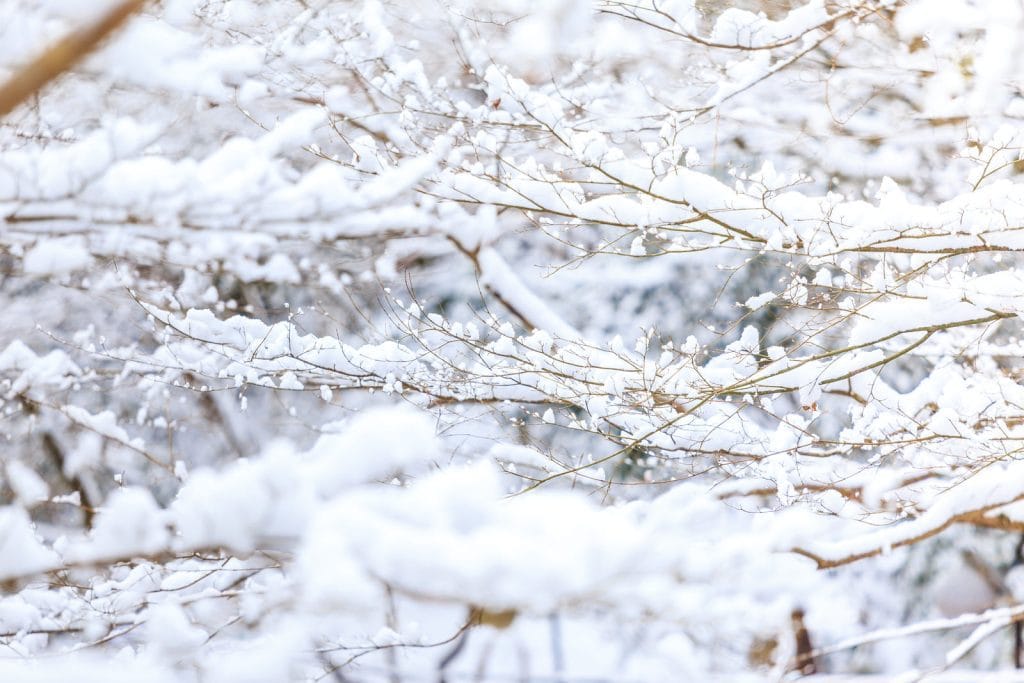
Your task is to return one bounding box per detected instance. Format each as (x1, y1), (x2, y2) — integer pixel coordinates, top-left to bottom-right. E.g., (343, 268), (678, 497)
(3, 0), (1024, 680)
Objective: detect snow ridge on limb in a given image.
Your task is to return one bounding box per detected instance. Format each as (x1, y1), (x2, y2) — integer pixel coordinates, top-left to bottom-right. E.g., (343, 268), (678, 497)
(793, 462), (1024, 569)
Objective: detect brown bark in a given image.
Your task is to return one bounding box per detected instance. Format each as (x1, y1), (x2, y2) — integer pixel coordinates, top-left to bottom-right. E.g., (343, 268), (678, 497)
(791, 608), (817, 675)
(0, 0), (145, 117)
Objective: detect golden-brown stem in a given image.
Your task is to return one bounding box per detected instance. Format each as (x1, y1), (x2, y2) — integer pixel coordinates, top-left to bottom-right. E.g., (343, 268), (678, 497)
(0, 0), (145, 117)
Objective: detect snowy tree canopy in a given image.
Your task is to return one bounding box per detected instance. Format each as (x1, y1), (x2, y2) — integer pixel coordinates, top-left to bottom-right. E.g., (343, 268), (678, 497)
(3, 0), (1024, 680)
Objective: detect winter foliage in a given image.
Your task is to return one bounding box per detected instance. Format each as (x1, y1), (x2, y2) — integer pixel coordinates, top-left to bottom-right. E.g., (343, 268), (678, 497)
(3, 0), (1024, 680)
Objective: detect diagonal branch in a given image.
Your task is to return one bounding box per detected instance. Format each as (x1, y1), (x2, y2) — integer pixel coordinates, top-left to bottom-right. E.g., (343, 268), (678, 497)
(0, 0), (145, 117)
